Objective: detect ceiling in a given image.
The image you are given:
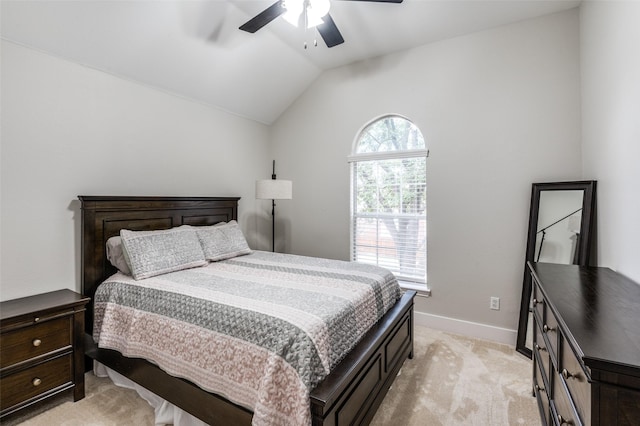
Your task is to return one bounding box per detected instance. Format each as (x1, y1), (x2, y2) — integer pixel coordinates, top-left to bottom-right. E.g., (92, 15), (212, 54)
(1, 0), (580, 124)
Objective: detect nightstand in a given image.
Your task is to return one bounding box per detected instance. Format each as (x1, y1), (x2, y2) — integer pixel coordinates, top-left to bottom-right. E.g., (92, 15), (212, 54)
(0, 289), (90, 419)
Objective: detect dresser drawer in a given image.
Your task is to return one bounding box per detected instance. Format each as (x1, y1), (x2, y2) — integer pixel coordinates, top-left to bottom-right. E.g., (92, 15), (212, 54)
(540, 306), (559, 364)
(532, 281), (546, 324)
(560, 336), (590, 425)
(0, 354), (73, 411)
(552, 377), (582, 426)
(0, 316), (72, 368)
(534, 351), (551, 426)
(534, 320), (551, 383)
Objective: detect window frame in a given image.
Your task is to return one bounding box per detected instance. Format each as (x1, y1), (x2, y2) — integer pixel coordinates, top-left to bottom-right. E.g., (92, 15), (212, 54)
(348, 114), (429, 293)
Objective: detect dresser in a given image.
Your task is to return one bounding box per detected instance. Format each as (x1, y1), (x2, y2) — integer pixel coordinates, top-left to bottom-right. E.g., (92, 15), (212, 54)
(529, 262), (640, 425)
(0, 289), (90, 419)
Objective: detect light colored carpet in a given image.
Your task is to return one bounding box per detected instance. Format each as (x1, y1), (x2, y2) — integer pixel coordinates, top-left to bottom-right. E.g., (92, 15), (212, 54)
(370, 327), (538, 425)
(6, 327), (538, 425)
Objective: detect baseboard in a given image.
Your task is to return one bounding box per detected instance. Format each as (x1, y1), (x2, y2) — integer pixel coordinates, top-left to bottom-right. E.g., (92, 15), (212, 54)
(414, 311), (517, 347)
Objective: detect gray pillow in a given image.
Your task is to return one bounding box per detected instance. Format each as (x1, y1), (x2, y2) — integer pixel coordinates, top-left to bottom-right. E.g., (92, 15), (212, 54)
(106, 236), (131, 275)
(120, 226), (207, 280)
(196, 220), (252, 262)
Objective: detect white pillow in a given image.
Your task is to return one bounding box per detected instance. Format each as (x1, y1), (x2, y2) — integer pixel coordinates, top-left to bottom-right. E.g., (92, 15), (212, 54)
(196, 220), (252, 262)
(120, 226), (207, 280)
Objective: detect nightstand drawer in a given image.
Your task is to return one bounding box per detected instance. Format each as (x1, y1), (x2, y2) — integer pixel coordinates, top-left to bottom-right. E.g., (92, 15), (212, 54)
(0, 317), (71, 368)
(1, 289), (90, 420)
(0, 354), (73, 411)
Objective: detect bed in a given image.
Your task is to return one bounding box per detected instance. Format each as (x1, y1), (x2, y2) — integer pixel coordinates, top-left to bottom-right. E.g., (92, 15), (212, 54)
(79, 196), (415, 426)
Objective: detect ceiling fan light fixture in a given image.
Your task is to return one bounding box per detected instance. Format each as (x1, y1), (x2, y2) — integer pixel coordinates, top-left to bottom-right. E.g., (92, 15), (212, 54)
(282, 0), (331, 29)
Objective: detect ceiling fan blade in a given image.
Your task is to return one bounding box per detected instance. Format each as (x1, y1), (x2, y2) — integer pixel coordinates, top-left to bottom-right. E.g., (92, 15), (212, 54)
(239, 1), (285, 33)
(317, 14), (344, 48)
(341, 0), (403, 3)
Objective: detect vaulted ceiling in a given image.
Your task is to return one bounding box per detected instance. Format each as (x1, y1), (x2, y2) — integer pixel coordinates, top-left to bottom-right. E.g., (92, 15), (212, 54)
(1, 0), (580, 124)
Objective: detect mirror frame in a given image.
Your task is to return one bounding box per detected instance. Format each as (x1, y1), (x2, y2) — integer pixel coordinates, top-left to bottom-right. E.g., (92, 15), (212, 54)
(516, 180), (597, 358)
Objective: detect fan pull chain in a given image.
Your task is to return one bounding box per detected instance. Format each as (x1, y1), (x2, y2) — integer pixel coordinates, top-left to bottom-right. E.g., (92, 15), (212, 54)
(303, 39), (319, 49)
(302, 2), (318, 49)
(304, 5), (309, 49)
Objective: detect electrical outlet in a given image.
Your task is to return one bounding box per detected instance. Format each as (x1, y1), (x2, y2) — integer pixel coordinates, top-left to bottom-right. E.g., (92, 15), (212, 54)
(490, 297), (500, 310)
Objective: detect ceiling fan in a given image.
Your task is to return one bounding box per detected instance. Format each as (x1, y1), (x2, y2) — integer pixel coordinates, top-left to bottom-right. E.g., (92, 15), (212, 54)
(239, 0), (404, 48)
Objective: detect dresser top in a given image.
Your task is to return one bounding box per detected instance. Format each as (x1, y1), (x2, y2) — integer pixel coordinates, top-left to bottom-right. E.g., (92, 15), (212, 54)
(1, 289), (90, 322)
(530, 262), (640, 376)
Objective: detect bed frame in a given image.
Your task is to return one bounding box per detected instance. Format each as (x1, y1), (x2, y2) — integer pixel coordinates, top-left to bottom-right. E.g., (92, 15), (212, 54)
(79, 196), (415, 426)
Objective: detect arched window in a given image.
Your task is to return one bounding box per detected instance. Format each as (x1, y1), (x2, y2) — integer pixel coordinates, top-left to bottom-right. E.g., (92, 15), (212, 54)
(348, 115), (428, 289)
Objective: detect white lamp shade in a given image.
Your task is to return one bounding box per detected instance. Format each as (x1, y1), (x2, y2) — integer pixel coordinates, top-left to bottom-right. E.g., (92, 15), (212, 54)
(256, 179), (293, 200)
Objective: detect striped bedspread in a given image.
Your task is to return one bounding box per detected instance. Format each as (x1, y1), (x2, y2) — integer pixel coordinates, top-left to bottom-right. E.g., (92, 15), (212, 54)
(93, 251), (401, 425)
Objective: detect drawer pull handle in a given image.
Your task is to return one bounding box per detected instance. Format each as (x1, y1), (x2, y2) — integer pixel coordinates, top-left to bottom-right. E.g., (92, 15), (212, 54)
(557, 414), (573, 425)
(534, 343), (546, 352)
(34, 317), (40, 323)
(535, 384), (545, 393)
(562, 368), (574, 380)
(543, 324), (555, 333)
(32, 377), (42, 387)
(532, 298), (543, 306)
(32, 338), (42, 347)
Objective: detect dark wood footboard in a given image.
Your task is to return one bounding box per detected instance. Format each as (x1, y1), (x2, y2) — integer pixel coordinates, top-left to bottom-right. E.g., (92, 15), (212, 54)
(310, 290), (415, 426)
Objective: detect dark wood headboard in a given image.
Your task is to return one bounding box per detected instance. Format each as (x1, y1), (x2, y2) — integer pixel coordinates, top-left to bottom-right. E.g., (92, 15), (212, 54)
(78, 196), (239, 333)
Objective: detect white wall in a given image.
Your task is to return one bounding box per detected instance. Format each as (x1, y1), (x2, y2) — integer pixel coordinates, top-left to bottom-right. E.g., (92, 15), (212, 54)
(580, 1), (640, 283)
(0, 41), (270, 301)
(270, 10), (582, 336)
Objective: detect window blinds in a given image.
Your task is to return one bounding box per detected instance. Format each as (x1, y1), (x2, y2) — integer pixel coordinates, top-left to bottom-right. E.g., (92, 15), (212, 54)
(351, 157), (427, 284)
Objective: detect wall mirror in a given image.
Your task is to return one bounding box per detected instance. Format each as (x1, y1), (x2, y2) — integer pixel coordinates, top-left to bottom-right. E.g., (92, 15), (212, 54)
(516, 180), (597, 358)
